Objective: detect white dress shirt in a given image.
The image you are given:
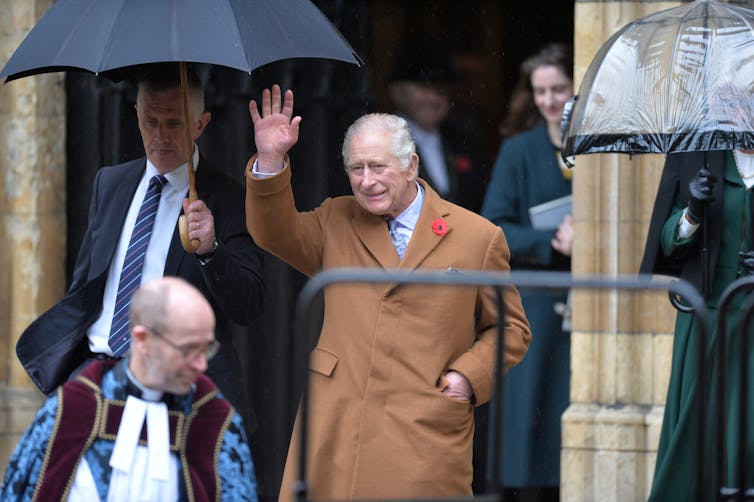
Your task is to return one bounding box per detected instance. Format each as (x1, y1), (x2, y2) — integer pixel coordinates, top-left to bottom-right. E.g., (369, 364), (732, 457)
(406, 118), (450, 196)
(87, 147), (198, 355)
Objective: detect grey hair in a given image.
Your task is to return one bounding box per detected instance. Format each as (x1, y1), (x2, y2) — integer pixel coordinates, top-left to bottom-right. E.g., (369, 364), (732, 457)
(341, 113), (416, 171)
(136, 63), (205, 116)
(129, 282), (169, 334)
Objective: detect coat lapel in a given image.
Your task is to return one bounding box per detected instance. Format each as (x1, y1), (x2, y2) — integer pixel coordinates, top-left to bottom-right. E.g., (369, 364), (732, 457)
(91, 161), (145, 278)
(353, 210), (400, 269)
(399, 180), (451, 271)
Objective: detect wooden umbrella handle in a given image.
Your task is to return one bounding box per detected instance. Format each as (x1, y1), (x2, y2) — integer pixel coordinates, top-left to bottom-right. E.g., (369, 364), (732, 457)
(179, 62), (200, 253)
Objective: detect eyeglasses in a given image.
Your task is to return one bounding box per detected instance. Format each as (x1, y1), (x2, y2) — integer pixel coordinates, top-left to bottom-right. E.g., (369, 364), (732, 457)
(147, 327), (220, 361)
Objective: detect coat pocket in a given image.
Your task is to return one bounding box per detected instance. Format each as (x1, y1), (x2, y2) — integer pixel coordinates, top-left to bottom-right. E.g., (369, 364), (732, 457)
(310, 347), (338, 376)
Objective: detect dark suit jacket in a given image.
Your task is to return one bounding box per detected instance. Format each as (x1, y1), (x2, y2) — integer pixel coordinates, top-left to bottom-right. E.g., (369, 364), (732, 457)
(640, 150), (726, 295)
(414, 122), (487, 214)
(16, 156), (265, 430)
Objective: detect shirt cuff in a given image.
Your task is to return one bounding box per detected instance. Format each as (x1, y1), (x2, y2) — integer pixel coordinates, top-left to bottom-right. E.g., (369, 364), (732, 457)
(677, 208), (700, 239)
(251, 159), (285, 178)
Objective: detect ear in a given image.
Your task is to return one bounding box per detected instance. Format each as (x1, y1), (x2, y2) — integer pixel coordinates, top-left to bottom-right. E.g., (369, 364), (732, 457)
(193, 111), (211, 139)
(130, 325), (150, 352)
(407, 152), (419, 180)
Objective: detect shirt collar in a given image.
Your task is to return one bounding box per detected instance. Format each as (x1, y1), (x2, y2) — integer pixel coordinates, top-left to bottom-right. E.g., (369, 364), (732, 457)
(392, 182), (424, 231)
(125, 365), (164, 402)
(404, 117), (441, 139)
(145, 144), (200, 193)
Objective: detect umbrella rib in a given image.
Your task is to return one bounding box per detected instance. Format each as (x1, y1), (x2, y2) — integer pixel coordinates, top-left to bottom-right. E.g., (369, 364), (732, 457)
(664, 0), (705, 143)
(54, 4), (98, 71)
(96, 0), (131, 74)
(226, 0), (254, 72)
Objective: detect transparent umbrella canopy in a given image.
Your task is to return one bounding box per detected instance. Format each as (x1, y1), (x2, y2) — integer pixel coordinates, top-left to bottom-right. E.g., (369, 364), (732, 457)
(562, 0), (754, 159)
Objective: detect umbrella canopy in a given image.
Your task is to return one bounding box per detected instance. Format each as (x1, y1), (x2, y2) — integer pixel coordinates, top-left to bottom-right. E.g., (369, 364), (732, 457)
(0, 0), (363, 83)
(0, 0), (362, 252)
(562, 0), (754, 158)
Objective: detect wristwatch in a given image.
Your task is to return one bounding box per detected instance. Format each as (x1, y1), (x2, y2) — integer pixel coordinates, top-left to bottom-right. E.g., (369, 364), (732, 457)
(197, 239), (219, 265)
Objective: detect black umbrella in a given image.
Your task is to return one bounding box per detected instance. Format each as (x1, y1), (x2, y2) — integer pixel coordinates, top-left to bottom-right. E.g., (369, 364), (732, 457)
(0, 0), (363, 251)
(0, 0), (362, 82)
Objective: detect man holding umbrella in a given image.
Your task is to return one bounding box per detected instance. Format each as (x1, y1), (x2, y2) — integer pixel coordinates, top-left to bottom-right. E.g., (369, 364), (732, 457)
(15, 64), (265, 433)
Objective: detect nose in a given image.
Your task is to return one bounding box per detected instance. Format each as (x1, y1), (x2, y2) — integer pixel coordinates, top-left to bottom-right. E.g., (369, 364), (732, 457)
(362, 168), (376, 187)
(192, 352), (208, 373)
(544, 91), (556, 109)
(155, 123), (169, 142)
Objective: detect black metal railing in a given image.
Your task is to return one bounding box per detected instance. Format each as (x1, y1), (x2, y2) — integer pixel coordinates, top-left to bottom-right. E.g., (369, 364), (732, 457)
(714, 275), (754, 501)
(290, 269), (710, 502)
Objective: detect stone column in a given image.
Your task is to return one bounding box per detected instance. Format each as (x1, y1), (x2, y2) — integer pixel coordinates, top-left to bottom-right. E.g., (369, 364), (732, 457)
(562, 2), (680, 501)
(0, 0), (64, 466)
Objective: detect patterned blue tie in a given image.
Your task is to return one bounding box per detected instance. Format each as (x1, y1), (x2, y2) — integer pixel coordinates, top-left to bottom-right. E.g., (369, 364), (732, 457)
(109, 175), (166, 356)
(388, 219), (408, 259)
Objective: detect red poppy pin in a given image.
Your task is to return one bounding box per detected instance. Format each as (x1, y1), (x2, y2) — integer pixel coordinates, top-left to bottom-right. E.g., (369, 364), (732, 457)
(432, 218), (449, 236)
(455, 156), (472, 174)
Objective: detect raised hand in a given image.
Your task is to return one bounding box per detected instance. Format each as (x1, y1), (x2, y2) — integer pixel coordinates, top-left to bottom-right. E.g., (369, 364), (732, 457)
(248, 84), (302, 172)
(687, 167), (717, 223)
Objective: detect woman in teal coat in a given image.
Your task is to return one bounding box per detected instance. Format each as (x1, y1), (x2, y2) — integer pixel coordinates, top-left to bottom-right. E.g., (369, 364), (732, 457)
(481, 43), (573, 501)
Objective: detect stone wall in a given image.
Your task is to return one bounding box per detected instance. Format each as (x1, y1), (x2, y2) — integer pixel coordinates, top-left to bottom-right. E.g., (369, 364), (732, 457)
(562, 2), (680, 500)
(0, 0), (63, 466)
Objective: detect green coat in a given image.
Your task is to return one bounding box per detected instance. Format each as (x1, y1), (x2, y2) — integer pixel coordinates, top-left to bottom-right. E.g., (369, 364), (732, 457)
(481, 122), (571, 487)
(649, 151), (754, 500)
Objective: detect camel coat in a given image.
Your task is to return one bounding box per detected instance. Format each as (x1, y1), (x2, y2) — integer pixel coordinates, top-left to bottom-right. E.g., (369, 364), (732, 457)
(245, 158), (530, 500)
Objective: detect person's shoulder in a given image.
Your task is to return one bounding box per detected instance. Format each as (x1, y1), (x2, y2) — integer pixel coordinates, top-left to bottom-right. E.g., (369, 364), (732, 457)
(100, 157), (146, 173)
(95, 157), (146, 183)
(493, 123), (548, 166)
(506, 122), (548, 146)
(197, 160), (244, 192)
(433, 195), (499, 237)
(320, 195), (363, 219)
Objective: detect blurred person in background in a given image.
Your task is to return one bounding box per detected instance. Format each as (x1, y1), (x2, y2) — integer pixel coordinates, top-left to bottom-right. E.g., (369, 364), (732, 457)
(481, 43), (574, 502)
(388, 40), (488, 213)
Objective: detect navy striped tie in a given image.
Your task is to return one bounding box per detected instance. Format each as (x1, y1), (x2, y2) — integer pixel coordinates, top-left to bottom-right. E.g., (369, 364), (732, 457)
(108, 174), (166, 356)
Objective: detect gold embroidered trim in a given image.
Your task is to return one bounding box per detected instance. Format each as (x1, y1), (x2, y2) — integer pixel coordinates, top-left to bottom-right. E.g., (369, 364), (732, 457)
(213, 409), (235, 502)
(31, 387), (65, 502)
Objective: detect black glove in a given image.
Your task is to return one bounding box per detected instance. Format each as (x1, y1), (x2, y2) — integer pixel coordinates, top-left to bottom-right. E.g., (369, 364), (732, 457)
(740, 251), (754, 276)
(687, 167), (717, 223)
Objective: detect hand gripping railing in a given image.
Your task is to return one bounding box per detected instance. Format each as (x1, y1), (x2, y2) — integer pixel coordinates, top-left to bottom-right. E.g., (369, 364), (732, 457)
(291, 269), (709, 502)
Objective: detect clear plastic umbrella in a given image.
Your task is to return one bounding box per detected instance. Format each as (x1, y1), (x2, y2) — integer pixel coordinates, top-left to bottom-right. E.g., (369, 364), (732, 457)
(562, 0), (754, 158)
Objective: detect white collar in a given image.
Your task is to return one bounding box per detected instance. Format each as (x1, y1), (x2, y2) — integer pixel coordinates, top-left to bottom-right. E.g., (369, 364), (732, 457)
(404, 118), (441, 144)
(391, 182), (424, 231)
(145, 145), (200, 193)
